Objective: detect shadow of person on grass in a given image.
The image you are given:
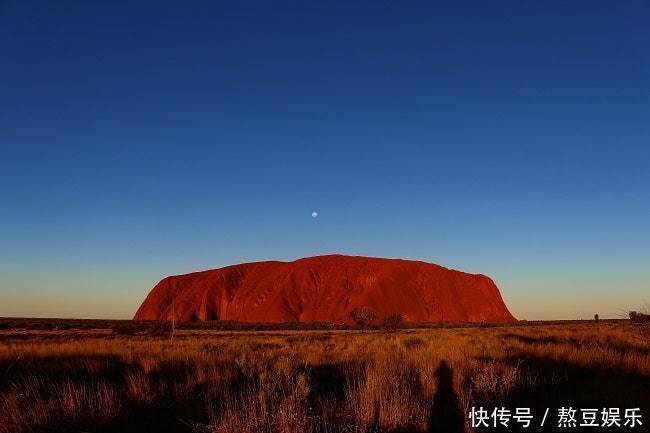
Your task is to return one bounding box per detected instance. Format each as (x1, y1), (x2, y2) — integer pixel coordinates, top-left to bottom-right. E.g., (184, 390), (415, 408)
(428, 360), (465, 433)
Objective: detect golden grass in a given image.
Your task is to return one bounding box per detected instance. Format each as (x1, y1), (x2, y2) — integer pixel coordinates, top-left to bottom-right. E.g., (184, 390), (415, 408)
(0, 322), (648, 432)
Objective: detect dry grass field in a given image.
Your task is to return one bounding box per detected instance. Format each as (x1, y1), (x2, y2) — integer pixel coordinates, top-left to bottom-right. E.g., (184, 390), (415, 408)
(0, 320), (648, 433)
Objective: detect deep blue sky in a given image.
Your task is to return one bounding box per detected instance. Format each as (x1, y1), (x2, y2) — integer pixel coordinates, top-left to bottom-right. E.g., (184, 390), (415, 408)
(1, 1), (649, 319)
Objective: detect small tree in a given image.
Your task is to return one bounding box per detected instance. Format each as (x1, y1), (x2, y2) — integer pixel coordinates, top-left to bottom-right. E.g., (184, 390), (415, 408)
(350, 306), (376, 332)
(381, 313), (403, 332)
(594, 314), (599, 322)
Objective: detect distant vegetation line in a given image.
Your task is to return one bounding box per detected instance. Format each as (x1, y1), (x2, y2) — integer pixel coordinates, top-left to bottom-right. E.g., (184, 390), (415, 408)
(0, 317), (630, 333)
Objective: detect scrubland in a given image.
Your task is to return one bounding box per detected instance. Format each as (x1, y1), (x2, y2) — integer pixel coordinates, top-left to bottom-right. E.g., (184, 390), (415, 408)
(0, 321), (648, 433)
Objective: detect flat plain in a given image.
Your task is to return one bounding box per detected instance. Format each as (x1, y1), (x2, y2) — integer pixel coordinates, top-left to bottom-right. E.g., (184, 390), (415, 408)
(0, 319), (648, 433)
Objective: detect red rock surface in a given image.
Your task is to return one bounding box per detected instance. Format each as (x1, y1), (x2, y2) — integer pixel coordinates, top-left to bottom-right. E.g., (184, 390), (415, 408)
(134, 255), (515, 323)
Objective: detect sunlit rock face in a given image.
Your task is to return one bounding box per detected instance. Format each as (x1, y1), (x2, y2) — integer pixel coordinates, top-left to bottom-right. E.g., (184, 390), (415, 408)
(134, 255), (516, 323)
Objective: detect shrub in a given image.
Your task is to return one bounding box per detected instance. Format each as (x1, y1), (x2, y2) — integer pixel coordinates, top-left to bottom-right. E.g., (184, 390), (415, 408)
(350, 307), (376, 332)
(381, 313), (403, 332)
(143, 321), (173, 337)
(629, 311), (650, 323)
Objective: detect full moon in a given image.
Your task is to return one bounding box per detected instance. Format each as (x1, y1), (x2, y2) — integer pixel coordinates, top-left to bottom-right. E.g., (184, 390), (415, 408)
(311, 211), (318, 218)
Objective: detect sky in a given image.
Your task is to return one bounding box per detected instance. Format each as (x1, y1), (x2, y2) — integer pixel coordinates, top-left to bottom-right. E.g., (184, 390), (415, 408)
(1, 0), (649, 320)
